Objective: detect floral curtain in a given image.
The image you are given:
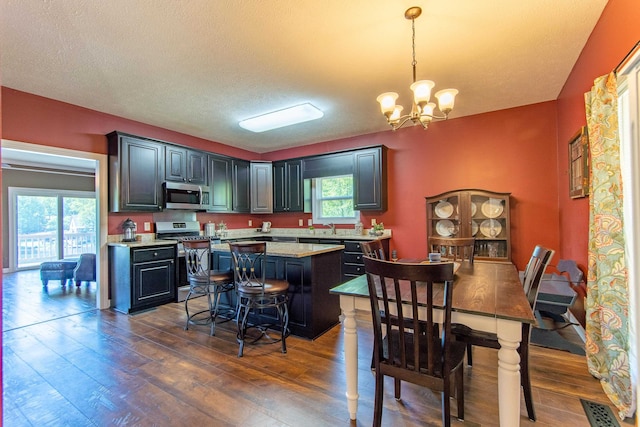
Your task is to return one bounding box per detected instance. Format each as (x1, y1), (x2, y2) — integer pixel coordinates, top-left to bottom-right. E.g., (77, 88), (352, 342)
(584, 72), (634, 418)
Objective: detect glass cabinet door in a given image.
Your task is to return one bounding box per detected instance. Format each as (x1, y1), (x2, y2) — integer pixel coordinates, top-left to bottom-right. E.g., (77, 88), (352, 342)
(426, 189), (511, 262)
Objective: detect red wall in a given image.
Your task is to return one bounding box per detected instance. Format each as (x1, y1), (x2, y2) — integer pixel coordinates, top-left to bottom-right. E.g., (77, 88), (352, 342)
(556, 0), (640, 270)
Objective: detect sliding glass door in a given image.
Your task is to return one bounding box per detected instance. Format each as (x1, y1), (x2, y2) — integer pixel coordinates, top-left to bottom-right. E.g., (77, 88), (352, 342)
(9, 188), (96, 270)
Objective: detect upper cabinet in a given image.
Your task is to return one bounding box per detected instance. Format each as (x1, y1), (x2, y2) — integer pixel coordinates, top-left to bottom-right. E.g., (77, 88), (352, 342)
(425, 189), (512, 262)
(251, 161), (273, 214)
(208, 154), (232, 212)
(208, 155), (252, 213)
(353, 146), (387, 211)
(165, 145), (207, 184)
(273, 159), (303, 212)
(231, 159), (251, 213)
(108, 132), (164, 212)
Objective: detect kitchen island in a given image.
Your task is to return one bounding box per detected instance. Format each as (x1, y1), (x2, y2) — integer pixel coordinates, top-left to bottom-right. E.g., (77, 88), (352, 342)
(211, 241), (344, 339)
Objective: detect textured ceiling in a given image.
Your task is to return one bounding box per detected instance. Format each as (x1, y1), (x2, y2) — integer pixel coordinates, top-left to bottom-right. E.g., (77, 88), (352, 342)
(0, 0), (608, 153)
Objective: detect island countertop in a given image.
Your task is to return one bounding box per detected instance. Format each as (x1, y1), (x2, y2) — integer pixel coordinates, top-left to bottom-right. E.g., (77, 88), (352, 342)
(211, 241), (345, 258)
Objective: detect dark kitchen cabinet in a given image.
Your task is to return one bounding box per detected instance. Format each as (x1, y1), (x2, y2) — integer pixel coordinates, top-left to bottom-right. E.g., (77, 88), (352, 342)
(165, 145), (207, 184)
(108, 131), (164, 212)
(109, 244), (176, 314)
(251, 161), (273, 213)
(232, 159), (251, 213)
(208, 154), (232, 212)
(273, 159), (304, 212)
(353, 145), (387, 211)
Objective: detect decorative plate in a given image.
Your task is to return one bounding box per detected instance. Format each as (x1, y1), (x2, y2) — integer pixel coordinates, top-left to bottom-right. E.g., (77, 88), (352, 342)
(471, 220), (479, 236)
(470, 202), (477, 217)
(436, 219), (455, 236)
(480, 219), (502, 238)
(481, 198), (503, 218)
(435, 201), (454, 218)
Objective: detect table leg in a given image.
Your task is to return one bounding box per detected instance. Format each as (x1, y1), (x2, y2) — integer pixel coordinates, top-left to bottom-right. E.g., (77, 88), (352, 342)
(496, 318), (523, 427)
(340, 295), (359, 420)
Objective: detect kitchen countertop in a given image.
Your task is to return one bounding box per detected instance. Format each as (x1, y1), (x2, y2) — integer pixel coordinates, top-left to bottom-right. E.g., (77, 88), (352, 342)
(211, 241), (345, 258)
(107, 239), (178, 248)
(217, 228), (392, 241)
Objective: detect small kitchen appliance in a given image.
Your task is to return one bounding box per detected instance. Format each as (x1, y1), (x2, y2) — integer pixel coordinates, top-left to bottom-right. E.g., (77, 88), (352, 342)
(122, 218), (137, 242)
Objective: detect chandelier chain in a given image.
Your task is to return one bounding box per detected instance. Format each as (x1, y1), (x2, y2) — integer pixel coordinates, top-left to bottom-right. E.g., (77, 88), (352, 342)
(411, 17), (417, 83)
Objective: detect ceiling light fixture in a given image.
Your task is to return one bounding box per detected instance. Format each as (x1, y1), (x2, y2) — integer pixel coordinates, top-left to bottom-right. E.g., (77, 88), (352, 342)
(377, 6), (458, 131)
(239, 103), (324, 133)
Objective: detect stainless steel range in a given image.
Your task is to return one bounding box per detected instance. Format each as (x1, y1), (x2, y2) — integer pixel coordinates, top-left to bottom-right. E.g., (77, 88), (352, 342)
(155, 221), (221, 301)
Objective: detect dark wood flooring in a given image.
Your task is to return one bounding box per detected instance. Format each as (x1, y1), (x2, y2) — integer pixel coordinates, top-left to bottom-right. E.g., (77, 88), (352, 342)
(2, 270), (620, 426)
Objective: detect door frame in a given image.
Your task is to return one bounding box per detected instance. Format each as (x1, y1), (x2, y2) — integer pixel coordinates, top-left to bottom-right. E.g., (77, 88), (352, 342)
(2, 139), (109, 309)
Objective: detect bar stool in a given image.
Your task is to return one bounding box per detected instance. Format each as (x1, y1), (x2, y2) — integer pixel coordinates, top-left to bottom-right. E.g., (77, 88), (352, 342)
(183, 239), (234, 336)
(229, 242), (290, 357)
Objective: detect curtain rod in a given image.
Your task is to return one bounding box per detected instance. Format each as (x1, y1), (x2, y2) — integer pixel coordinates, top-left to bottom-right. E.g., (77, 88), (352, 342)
(614, 40), (640, 74)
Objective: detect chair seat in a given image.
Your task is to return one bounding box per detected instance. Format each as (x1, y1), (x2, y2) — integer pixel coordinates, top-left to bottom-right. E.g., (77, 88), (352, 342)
(238, 279), (289, 296)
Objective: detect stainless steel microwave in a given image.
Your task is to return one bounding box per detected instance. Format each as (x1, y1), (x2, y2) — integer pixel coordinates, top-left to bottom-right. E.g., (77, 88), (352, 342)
(163, 182), (211, 210)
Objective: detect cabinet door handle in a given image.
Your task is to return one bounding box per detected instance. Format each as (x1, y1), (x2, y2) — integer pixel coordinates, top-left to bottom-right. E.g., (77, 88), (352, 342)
(154, 252), (158, 257)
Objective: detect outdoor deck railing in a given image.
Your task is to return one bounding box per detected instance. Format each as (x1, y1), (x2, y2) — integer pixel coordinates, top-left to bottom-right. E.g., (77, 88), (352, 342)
(18, 232), (96, 267)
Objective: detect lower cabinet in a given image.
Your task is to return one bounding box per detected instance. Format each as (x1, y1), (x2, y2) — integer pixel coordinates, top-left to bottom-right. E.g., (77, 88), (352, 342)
(109, 245), (176, 314)
(213, 249), (342, 339)
(299, 238), (389, 282)
(342, 239), (389, 282)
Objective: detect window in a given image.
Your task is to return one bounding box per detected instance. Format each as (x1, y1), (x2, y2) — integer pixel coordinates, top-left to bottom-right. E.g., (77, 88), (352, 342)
(311, 175), (360, 224)
(8, 187), (96, 269)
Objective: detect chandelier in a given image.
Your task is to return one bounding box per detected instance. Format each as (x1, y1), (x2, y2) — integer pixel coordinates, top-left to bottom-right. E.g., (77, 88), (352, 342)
(376, 6), (458, 130)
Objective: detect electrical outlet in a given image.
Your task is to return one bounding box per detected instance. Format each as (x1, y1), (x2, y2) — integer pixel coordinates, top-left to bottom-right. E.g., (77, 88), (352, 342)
(248, 220), (253, 227)
(144, 222), (151, 231)
(308, 219), (313, 226)
(298, 219), (303, 226)
(371, 218), (377, 226)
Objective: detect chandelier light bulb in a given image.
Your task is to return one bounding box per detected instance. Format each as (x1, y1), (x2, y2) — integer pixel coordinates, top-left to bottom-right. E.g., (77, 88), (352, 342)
(376, 92), (399, 116)
(421, 102), (436, 119)
(435, 89), (459, 115)
(410, 80), (435, 104)
(389, 105), (404, 123)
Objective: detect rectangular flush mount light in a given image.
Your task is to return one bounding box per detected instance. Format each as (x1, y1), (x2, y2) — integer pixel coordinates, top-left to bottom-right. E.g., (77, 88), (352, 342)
(239, 103), (324, 132)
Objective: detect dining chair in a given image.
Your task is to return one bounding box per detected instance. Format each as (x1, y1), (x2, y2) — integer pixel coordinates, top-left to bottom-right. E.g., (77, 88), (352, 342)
(363, 257), (465, 427)
(360, 240), (387, 260)
(183, 239), (234, 336)
(429, 237), (476, 263)
(229, 242), (290, 357)
(452, 244), (555, 421)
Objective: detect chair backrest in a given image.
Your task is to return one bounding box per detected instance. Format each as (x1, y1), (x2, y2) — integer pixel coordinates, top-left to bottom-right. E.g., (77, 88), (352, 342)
(429, 237), (476, 263)
(522, 245), (555, 308)
(360, 240), (387, 260)
(556, 259), (584, 286)
(228, 242), (267, 289)
(363, 256), (456, 377)
(183, 239), (212, 283)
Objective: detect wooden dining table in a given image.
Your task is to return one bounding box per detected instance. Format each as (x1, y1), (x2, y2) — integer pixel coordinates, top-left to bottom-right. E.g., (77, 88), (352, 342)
(329, 260), (535, 427)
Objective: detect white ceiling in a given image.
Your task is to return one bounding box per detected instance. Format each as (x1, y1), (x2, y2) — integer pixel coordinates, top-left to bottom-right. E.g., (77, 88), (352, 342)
(0, 0), (608, 153)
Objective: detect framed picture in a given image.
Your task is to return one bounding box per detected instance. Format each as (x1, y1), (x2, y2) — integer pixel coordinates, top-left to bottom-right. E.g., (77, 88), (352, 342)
(569, 126), (589, 199)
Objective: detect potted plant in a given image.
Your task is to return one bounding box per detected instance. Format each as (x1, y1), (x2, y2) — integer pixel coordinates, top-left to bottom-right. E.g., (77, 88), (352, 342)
(369, 222), (385, 236)
(308, 225), (315, 235)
